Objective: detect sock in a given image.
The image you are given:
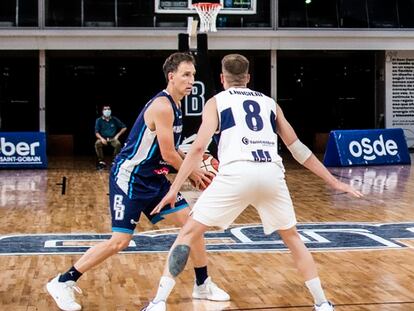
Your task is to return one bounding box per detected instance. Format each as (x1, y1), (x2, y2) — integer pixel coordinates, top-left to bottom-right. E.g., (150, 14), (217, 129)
(153, 276), (176, 303)
(194, 266), (208, 285)
(305, 277), (327, 306)
(58, 266), (83, 283)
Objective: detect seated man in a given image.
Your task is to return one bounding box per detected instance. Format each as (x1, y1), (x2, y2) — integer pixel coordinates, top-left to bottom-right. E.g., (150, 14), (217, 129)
(95, 105), (127, 169)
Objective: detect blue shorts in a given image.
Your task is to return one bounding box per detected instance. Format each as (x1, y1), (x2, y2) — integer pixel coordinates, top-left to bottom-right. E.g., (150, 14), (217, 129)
(109, 175), (189, 234)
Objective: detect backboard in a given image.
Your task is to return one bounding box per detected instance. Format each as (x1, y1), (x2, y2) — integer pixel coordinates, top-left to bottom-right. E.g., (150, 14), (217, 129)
(155, 0), (256, 14)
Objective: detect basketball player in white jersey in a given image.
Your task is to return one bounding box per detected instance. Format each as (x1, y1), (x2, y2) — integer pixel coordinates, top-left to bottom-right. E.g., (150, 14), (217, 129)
(145, 54), (363, 311)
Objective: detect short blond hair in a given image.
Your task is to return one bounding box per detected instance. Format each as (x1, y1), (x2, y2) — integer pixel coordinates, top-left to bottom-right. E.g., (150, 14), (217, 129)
(221, 54), (249, 85)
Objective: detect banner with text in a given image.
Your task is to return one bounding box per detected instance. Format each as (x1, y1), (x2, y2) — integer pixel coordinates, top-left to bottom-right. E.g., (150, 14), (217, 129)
(385, 50), (414, 148)
(0, 132), (47, 169)
(323, 129), (411, 167)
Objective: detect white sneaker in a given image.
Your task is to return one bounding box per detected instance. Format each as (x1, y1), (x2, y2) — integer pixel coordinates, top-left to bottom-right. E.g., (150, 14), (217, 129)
(46, 274), (82, 311)
(192, 277), (230, 301)
(141, 300), (166, 311)
(314, 301), (335, 311)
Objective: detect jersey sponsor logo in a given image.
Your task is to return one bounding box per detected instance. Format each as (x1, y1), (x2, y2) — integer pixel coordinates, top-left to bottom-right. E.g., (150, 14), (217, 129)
(175, 193), (185, 202)
(153, 167), (170, 175)
(242, 137), (276, 147)
(0, 222), (413, 256)
(113, 195), (125, 220)
(173, 125), (183, 134)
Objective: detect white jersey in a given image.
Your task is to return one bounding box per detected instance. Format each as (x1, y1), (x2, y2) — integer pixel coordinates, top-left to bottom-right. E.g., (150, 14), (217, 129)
(214, 87), (283, 168)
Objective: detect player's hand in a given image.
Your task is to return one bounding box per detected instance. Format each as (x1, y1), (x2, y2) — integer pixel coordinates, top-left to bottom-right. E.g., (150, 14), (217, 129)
(189, 168), (215, 190)
(151, 190), (177, 215)
(331, 180), (363, 198)
(101, 138), (108, 145)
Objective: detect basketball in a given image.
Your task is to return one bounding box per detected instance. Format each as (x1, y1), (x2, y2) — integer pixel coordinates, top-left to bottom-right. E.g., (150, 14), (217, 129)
(200, 153), (219, 176)
(190, 154), (219, 190)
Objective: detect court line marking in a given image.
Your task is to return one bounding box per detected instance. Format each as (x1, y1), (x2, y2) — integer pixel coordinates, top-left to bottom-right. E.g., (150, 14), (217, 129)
(225, 300), (414, 310)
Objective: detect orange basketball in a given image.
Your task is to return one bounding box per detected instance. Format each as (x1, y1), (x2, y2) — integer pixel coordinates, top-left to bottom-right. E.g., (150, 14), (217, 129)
(200, 153), (219, 176)
(191, 154), (219, 191)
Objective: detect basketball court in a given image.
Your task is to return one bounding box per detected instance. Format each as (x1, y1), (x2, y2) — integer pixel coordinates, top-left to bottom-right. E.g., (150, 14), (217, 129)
(0, 154), (413, 310)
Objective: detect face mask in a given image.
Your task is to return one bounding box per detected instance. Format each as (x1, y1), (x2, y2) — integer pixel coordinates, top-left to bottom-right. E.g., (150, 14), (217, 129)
(103, 110), (111, 117)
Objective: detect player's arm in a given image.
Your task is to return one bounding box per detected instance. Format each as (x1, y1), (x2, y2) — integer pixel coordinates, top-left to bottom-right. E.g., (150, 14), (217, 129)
(172, 98), (218, 191)
(177, 148), (186, 159)
(151, 98), (219, 214)
(146, 98), (212, 187)
(275, 104), (363, 198)
(147, 97), (184, 170)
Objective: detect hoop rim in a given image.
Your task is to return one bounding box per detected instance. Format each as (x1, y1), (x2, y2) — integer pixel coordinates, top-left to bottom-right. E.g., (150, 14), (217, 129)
(192, 2), (222, 9)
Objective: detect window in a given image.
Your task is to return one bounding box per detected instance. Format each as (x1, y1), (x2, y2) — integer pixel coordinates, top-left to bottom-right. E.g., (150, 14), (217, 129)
(84, 0), (115, 27)
(0, 54), (39, 131)
(306, 0), (338, 27)
(278, 0), (307, 27)
(46, 0), (82, 26)
(338, 0), (368, 28)
(0, 0), (16, 27)
(367, 0), (399, 28)
(19, 0), (38, 26)
(397, 0), (414, 28)
(279, 0), (338, 28)
(0, 0), (37, 27)
(117, 0), (154, 27)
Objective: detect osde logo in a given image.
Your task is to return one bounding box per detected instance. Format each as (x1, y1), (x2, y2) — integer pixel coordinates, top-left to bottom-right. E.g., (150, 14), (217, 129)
(348, 134), (398, 161)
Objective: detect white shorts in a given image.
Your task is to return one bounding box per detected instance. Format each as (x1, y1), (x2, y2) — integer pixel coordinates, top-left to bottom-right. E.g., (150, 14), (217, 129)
(191, 161), (297, 235)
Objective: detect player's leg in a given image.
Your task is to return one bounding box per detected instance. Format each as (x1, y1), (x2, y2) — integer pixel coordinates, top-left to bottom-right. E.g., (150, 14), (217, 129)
(163, 207), (230, 301)
(164, 207), (208, 270)
(278, 227), (334, 311)
(144, 165), (251, 311)
(46, 231), (133, 311)
(46, 177), (141, 311)
(142, 217), (209, 311)
(73, 232), (132, 272)
(254, 163), (334, 310)
(145, 186), (229, 307)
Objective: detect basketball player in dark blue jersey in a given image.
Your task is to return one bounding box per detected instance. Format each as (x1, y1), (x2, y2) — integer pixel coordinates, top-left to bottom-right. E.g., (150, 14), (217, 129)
(46, 52), (229, 311)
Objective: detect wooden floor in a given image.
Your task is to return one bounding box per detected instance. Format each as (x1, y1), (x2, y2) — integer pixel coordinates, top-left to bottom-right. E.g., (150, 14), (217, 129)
(1, 154), (414, 311)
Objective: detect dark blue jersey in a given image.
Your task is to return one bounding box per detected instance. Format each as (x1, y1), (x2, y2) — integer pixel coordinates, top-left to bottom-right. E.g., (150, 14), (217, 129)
(112, 90), (183, 198)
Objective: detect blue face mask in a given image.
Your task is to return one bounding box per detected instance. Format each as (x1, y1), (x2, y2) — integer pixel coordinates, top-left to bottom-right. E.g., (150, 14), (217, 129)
(103, 110), (111, 117)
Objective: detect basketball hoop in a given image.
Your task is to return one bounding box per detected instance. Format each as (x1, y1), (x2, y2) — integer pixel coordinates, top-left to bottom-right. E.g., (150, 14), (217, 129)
(192, 2), (222, 33)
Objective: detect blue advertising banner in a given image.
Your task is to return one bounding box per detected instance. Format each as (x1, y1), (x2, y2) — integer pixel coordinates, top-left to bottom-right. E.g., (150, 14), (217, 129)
(0, 132), (47, 169)
(323, 129), (411, 167)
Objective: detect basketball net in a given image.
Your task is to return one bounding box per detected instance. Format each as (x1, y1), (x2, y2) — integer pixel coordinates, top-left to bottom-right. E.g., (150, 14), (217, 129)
(192, 2), (222, 33)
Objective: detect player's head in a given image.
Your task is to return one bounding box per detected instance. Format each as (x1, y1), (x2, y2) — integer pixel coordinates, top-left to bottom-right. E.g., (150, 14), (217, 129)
(221, 54), (250, 88)
(163, 52), (196, 82)
(163, 52), (196, 97)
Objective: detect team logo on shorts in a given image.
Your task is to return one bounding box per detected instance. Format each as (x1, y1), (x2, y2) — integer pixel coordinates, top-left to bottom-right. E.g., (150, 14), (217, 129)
(0, 222), (413, 255)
